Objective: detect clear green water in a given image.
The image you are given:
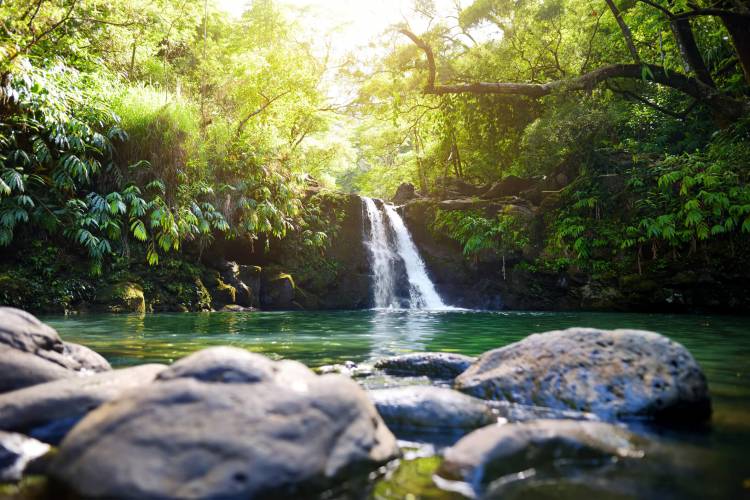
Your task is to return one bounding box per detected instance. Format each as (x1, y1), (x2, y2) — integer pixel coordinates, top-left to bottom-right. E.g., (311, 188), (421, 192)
(43, 310), (750, 498)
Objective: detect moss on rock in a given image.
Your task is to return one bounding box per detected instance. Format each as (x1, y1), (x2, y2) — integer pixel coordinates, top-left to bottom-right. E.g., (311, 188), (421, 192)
(94, 282), (146, 313)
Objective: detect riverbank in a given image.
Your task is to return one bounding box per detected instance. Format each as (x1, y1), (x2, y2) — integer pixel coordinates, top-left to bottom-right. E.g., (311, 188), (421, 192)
(2, 177), (749, 315)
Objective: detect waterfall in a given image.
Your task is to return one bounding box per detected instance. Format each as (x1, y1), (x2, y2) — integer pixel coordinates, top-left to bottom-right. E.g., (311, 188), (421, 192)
(363, 197), (399, 308)
(362, 197), (448, 310)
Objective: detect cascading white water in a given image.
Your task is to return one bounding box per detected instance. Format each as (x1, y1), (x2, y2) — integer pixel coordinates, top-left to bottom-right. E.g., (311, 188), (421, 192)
(382, 204), (447, 309)
(362, 196), (448, 310)
(362, 197), (398, 308)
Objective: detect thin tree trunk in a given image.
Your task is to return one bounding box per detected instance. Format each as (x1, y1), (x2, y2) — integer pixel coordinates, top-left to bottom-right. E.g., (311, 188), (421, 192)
(129, 39), (137, 79)
(720, 13), (750, 85)
(670, 18), (715, 87)
(604, 0), (641, 63)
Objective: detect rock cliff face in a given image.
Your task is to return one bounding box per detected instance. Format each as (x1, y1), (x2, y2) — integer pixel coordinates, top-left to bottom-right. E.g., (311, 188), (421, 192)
(204, 192), (373, 310)
(400, 192), (750, 313)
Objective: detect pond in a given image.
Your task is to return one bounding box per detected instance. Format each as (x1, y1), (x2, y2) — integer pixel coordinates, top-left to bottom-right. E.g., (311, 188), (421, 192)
(44, 310), (750, 498)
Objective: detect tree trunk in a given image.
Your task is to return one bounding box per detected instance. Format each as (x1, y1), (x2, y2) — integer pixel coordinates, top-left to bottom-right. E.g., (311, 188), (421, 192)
(720, 13), (750, 85)
(670, 18), (715, 87)
(604, 0), (640, 63)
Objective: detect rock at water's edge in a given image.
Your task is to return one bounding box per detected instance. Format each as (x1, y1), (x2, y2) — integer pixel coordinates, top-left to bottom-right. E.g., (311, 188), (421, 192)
(50, 347), (398, 499)
(374, 352), (476, 379)
(455, 328), (711, 421)
(369, 386), (497, 433)
(0, 364), (166, 444)
(438, 420), (643, 490)
(0, 308), (111, 393)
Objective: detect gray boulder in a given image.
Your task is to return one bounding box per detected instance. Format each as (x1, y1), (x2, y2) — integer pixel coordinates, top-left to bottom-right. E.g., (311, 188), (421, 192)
(156, 346), (275, 383)
(374, 352), (476, 379)
(0, 308), (111, 393)
(50, 347), (398, 498)
(438, 420), (644, 491)
(0, 431), (50, 482)
(0, 347), (76, 394)
(369, 386), (497, 433)
(0, 364), (165, 444)
(455, 328), (711, 421)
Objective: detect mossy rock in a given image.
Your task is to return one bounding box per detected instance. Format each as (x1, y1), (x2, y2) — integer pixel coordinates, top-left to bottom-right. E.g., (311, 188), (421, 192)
(619, 274), (659, 293)
(373, 456), (458, 500)
(260, 272), (296, 309)
(94, 282), (145, 313)
(212, 279), (237, 306)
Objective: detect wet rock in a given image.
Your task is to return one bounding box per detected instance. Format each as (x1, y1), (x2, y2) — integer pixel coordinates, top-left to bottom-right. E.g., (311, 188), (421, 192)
(438, 420), (643, 491)
(455, 328), (711, 421)
(0, 431), (50, 482)
(392, 182), (418, 205)
(219, 261), (257, 308)
(369, 386), (497, 433)
(0, 364), (165, 444)
(0, 308), (111, 393)
(261, 272), (296, 309)
(315, 361), (373, 379)
(238, 264), (261, 307)
(374, 352), (476, 379)
(50, 347), (398, 498)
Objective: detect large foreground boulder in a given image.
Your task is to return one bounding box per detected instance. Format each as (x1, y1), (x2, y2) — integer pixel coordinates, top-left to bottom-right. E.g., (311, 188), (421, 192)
(374, 352), (476, 379)
(455, 328), (710, 421)
(50, 347), (398, 498)
(438, 420), (644, 492)
(0, 308), (110, 393)
(0, 364), (165, 444)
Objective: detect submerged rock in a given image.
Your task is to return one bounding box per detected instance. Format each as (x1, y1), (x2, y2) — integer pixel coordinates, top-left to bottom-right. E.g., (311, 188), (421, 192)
(0, 364), (165, 444)
(438, 420), (643, 492)
(455, 328), (711, 421)
(315, 361), (373, 379)
(50, 347), (398, 498)
(0, 308), (110, 393)
(374, 352), (476, 379)
(0, 431), (50, 482)
(369, 386), (497, 433)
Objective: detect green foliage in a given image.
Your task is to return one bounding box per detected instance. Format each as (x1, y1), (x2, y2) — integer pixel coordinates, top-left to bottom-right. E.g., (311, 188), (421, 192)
(431, 208), (530, 258)
(540, 117), (750, 274)
(622, 119), (750, 254)
(1, 0), (339, 274)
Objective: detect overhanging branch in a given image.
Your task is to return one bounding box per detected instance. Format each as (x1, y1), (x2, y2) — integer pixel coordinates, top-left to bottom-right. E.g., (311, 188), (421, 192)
(398, 28), (747, 120)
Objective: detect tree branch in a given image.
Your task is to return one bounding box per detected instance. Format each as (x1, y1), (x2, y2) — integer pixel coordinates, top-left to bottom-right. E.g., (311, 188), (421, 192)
(5, 0), (79, 64)
(399, 28), (748, 121)
(235, 90), (291, 136)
